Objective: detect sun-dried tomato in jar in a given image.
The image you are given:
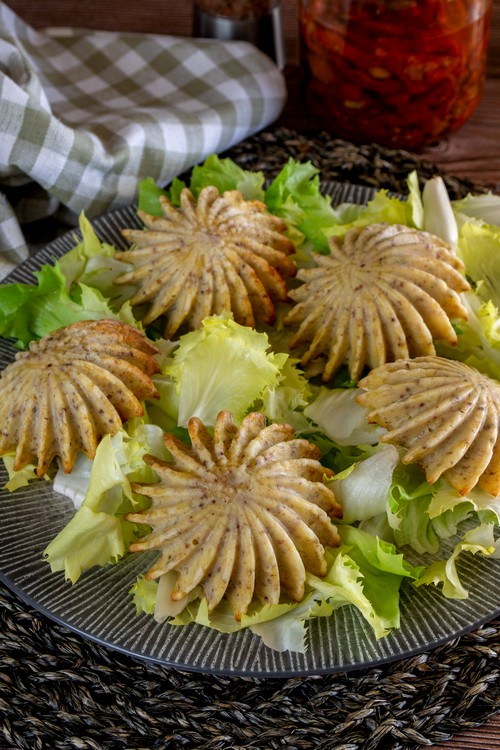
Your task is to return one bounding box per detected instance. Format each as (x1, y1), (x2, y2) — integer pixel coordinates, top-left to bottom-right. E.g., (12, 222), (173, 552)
(298, 0), (492, 150)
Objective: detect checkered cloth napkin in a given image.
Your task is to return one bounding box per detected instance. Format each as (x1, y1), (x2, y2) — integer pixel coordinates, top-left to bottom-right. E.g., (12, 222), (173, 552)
(0, 3), (286, 277)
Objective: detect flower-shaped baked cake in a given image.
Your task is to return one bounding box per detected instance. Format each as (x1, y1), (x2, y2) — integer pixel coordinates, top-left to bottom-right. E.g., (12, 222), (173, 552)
(357, 356), (500, 496)
(284, 223), (471, 381)
(0, 319), (160, 476)
(115, 187), (296, 337)
(126, 410), (341, 620)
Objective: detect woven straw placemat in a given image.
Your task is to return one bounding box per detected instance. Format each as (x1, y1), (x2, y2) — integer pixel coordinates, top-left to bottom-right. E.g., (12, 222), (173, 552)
(1, 128), (499, 750)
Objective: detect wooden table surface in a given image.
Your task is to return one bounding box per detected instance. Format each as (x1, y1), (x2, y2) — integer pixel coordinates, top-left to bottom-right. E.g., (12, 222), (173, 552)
(4, 1), (500, 748)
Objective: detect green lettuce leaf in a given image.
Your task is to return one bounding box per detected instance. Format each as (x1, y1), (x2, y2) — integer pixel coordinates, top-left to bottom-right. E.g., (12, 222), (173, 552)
(456, 221), (500, 308)
(189, 154), (265, 201)
(57, 212), (117, 287)
(429, 482), (500, 526)
(44, 421), (168, 582)
(77, 285), (139, 328)
(308, 527), (423, 637)
(436, 292), (500, 380)
(248, 597), (333, 653)
(0, 264), (85, 347)
(137, 155), (266, 215)
(162, 313), (287, 427)
(2, 455), (51, 491)
(254, 356), (312, 432)
(387, 463), (480, 555)
(0, 254), (138, 349)
(43, 506), (134, 584)
(327, 189), (411, 240)
(304, 430), (380, 475)
(56, 213), (136, 308)
(388, 464), (441, 554)
(415, 524), (499, 599)
(264, 159), (341, 254)
(138, 177), (169, 215)
(131, 576), (158, 615)
(406, 170), (424, 229)
(324, 170), (435, 242)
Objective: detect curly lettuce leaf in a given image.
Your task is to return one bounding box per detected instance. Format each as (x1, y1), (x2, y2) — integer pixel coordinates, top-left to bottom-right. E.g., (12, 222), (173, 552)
(44, 421), (168, 582)
(387, 463), (478, 556)
(43, 506), (134, 584)
(326, 171), (455, 244)
(429, 482), (500, 526)
(2, 455), (51, 491)
(308, 527), (423, 637)
(387, 464), (441, 554)
(132, 525), (423, 650)
(189, 154), (265, 201)
(131, 576), (158, 616)
(247, 598), (334, 653)
(327, 189), (411, 240)
(415, 524), (499, 599)
(456, 221), (500, 308)
(334, 170), (421, 230)
(264, 159), (341, 254)
(137, 155), (266, 215)
(0, 252), (138, 349)
(57, 212), (118, 286)
(436, 292), (500, 380)
(255, 356), (312, 432)
(10, 209), (141, 346)
(56, 213), (136, 308)
(78, 285), (139, 328)
(0, 264), (84, 347)
(162, 314), (288, 427)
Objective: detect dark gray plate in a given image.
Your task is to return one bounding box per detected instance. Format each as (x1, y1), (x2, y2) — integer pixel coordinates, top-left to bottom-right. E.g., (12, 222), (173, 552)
(0, 182), (499, 677)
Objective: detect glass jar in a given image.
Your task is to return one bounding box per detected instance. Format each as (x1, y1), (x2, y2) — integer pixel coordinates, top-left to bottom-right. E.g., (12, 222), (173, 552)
(298, 0), (492, 150)
(193, 0), (286, 69)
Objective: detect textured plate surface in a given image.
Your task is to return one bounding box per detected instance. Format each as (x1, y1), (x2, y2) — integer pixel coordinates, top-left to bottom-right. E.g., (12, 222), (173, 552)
(0, 182), (499, 677)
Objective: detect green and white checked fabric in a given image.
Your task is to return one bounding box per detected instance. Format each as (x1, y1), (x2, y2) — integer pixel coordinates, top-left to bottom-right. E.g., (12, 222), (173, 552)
(0, 3), (286, 277)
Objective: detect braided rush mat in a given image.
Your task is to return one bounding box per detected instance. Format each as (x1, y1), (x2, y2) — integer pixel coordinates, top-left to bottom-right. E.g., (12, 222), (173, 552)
(1, 128), (499, 750)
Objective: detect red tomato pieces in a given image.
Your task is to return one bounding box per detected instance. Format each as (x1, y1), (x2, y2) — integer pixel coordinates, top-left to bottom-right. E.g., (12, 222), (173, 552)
(299, 0), (492, 149)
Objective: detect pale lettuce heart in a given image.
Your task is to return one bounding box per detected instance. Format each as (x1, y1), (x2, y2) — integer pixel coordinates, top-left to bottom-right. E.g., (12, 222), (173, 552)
(332, 445), (400, 524)
(422, 175), (458, 248)
(304, 387), (385, 446)
(453, 191), (500, 228)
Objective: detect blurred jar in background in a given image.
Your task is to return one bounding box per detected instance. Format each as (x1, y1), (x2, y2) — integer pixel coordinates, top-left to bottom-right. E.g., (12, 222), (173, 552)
(193, 0), (286, 69)
(298, 0), (492, 150)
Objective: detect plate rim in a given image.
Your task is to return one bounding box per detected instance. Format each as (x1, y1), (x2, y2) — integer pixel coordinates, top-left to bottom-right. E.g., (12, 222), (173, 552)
(1, 180), (499, 677)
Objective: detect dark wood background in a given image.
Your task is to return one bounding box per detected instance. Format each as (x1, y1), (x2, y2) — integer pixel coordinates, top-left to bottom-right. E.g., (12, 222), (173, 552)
(4, 0), (500, 192)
